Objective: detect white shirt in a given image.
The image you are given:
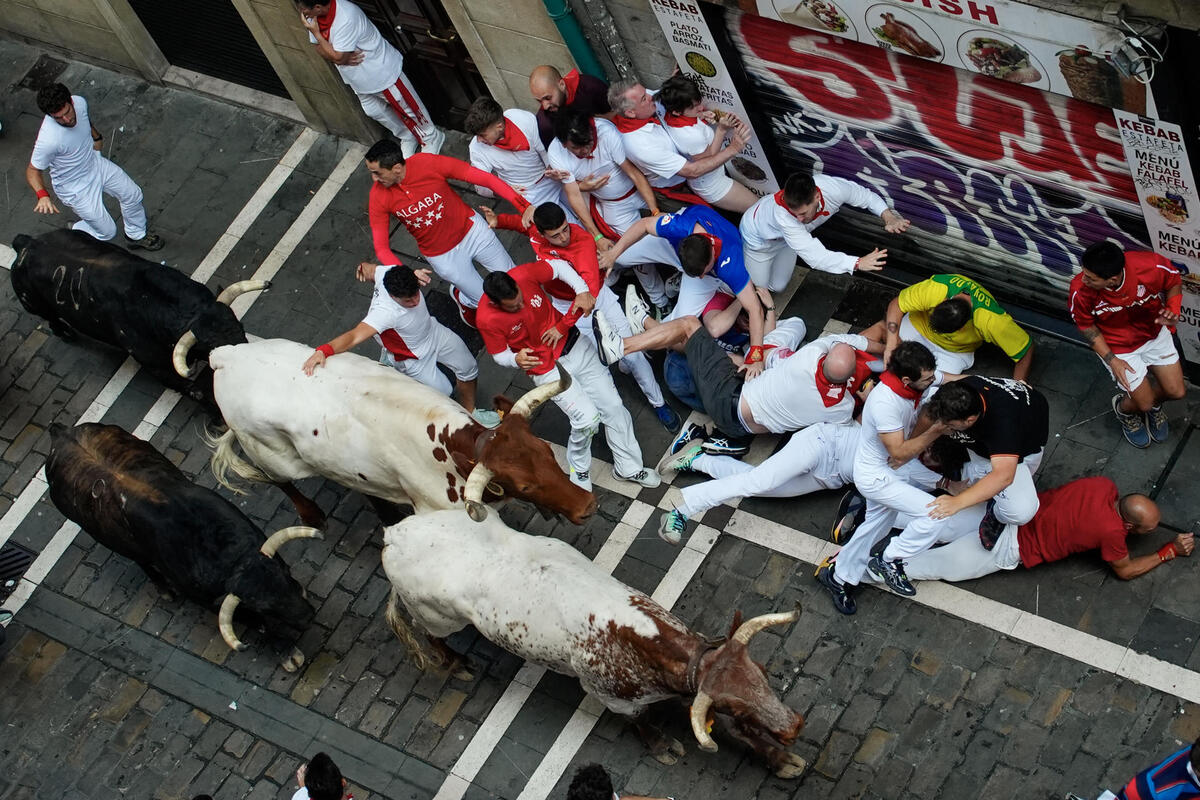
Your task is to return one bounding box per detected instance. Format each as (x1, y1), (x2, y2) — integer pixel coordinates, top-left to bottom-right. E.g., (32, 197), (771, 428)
(619, 120), (687, 189)
(853, 370), (943, 483)
(30, 95), (99, 193)
(740, 174), (891, 274)
(663, 117), (726, 199)
(468, 110), (551, 201)
(362, 266), (438, 359)
(740, 334), (868, 434)
(309, 0), (403, 94)
(546, 119), (635, 202)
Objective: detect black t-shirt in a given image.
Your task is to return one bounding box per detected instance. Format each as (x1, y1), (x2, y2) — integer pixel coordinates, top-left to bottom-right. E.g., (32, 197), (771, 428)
(536, 74), (612, 147)
(951, 376), (1048, 460)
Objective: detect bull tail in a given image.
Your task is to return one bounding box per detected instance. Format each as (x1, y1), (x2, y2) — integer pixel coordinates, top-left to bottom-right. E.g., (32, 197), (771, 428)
(385, 588), (432, 671)
(204, 425), (272, 495)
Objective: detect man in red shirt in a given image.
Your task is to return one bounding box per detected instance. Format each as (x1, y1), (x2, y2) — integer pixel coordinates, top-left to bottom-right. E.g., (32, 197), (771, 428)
(863, 476), (1193, 584)
(481, 202), (681, 433)
(365, 139), (535, 327)
(1069, 241), (1186, 448)
(476, 260), (660, 491)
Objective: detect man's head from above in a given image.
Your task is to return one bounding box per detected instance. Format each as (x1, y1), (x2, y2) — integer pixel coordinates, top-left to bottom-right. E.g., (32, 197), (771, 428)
(364, 139), (406, 186)
(781, 171), (822, 224)
(919, 435), (970, 476)
(1117, 493), (1160, 534)
(555, 110), (597, 158)
(303, 752), (344, 800)
(821, 342), (858, 385)
(658, 74), (704, 117)
(608, 79), (656, 120)
(382, 265), (421, 308)
(886, 341), (937, 391)
(530, 65), (567, 112)
(483, 271), (523, 313)
(36, 83), (75, 127)
(464, 97), (506, 144)
(533, 202), (571, 246)
(1079, 240), (1126, 291)
(679, 233), (717, 278)
(564, 763), (613, 800)
(929, 294), (973, 334)
(924, 381), (983, 430)
(295, 0), (331, 14)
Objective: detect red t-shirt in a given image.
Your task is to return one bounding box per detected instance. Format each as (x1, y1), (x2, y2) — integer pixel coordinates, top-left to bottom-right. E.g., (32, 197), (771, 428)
(1068, 250), (1181, 353)
(495, 214), (601, 299)
(476, 261), (583, 376)
(1017, 476), (1129, 567)
(368, 153), (531, 261)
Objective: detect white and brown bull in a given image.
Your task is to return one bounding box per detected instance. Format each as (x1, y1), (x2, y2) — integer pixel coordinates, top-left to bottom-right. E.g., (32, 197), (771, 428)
(382, 510), (807, 777)
(205, 339), (596, 527)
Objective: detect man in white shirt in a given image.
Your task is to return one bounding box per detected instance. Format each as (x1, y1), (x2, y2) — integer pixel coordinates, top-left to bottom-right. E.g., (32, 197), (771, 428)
(465, 97), (571, 216)
(741, 171), (910, 292)
(608, 79), (749, 208)
(298, 0), (444, 158)
(300, 261), (500, 427)
(26, 84), (163, 251)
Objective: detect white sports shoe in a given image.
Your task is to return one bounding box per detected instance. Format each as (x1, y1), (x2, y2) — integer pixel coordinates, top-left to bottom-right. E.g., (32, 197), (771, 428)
(624, 284), (651, 336)
(570, 468), (592, 491)
(420, 126), (446, 155)
(614, 467), (661, 488)
(593, 310), (625, 365)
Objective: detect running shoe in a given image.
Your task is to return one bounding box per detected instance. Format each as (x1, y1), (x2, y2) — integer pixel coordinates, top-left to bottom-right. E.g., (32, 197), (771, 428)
(815, 556), (856, 615)
(1112, 394), (1150, 448)
(1146, 404), (1169, 443)
(613, 467), (661, 488)
(570, 468), (592, 492)
(867, 555), (916, 597)
(593, 310), (624, 365)
(658, 509), (687, 545)
(654, 404), (682, 434)
(658, 442), (703, 474)
(977, 498), (1003, 551)
(625, 284), (651, 336)
(831, 487), (866, 544)
(450, 285), (477, 329)
(669, 422), (706, 456)
(125, 232), (165, 251)
(701, 435), (751, 458)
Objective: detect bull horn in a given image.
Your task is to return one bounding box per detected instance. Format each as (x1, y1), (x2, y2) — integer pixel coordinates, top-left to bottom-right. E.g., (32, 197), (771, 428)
(463, 462), (495, 522)
(172, 330), (199, 378)
(731, 607), (802, 646)
(216, 279), (271, 305)
(218, 594), (248, 651)
(690, 692), (718, 752)
(260, 525), (323, 558)
(509, 364), (572, 418)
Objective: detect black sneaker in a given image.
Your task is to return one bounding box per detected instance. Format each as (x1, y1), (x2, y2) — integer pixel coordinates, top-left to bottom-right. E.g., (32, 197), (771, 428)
(701, 435), (751, 457)
(867, 555), (916, 597)
(831, 488), (866, 544)
(669, 422), (706, 456)
(125, 232), (165, 251)
(978, 498), (1003, 551)
(814, 556), (856, 615)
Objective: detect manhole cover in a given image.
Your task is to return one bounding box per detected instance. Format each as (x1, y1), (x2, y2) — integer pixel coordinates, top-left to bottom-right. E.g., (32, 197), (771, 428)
(16, 55), (68, 92)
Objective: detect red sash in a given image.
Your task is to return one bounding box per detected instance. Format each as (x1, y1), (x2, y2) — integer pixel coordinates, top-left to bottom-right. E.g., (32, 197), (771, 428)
(881, 371), (924, 407)
(587, 192), (635, 241)
(379, 329), (417, 361)
(493, 117), (530, 152)
(315, 0), (337, 39)
(381, 76), (429, 141)
(654, 183), (710, 208)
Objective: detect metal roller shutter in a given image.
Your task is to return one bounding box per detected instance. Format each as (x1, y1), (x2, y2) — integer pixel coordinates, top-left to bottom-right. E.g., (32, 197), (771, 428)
(715, 6), (1150, 316)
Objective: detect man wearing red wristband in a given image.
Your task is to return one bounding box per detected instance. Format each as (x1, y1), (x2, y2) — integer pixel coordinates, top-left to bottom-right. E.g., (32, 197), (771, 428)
(1069, 241), (1186, 448)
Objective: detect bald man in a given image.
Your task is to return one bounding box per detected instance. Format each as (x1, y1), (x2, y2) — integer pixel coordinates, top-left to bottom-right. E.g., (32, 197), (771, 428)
(530, 65), (612, 148)
(857, 476), (1193, 584)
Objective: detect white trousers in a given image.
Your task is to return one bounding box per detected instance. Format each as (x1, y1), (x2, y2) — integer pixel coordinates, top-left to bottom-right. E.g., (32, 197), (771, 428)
(552, 287), (665, 407)
(962, 449), (1043, 525)
(57, 156), (147, 241)
(425, 214), (515, 308)
(679, 423), (852, 516)
(532, 338), (644, 477)
(666, 273), (726, 321)
(358, 72), (438, 153)
(871, 503), (1022, 583)
(900, 314), (975, 374)
(379, 321), (477, 395)
(744, 239), (797, 293)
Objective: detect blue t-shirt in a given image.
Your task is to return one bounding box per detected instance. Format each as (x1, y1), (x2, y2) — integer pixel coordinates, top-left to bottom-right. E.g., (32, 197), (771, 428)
(1118, 746), (1200, 799)
(654, 206), (749, 295)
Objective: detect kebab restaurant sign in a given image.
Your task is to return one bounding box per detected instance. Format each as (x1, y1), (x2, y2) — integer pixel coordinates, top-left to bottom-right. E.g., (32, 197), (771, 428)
(752, 0), (1145, 112)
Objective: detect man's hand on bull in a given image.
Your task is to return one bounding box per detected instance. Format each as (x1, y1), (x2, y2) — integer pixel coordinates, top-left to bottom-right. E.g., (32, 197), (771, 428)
(478, 205), (498, 228)
(301, 350), (327, 376)
(540, 327), (564, 346)
(881, 209), (911, 234)
(514, 347), (542, 370)
(570, 292), (596, 316)
(33, 195), (59, 215)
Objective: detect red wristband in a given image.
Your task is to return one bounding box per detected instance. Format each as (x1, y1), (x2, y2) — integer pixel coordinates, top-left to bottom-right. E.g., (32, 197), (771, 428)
(1158, 543), (1177, 562)
(1166, 294), (1182, 315)
(35, 189), (49, 199)
(746, 345), (764, 364)
(316, 344), (335, 358)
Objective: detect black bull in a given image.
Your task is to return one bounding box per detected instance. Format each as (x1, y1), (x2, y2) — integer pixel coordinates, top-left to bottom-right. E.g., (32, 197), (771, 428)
(46, 423), (319, 661)
(10, 229), (264, 403)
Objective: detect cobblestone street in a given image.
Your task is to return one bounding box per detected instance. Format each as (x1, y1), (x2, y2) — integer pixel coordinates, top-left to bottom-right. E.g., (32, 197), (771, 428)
(0, 40), (1197, 800)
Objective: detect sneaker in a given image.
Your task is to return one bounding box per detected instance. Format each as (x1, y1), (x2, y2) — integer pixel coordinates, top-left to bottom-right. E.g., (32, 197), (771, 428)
(0, 608), (13, 625)
(614, 467), (661, 489)
(125, 232), (165, 251)
(977, 498), (1003, 551)
(669, 422), (706, 456)
(658, 441), (703, 474)
(593, 310), (625, 365)
(1146, 405), (1169, 443)
(420, 126), (446, 155)
(471, 408), (502, 428)
(654, 404), (682, 434)
(814, 556), (856, 615)
(867, 555), (916, 597)
(450, 285), (478, 329)
(625, 284), (651, 336)
(701, 435), (751, 457)
(664, 272), (681, 299)
(830, 488), (866, 544)
(658, 509), (687, 544)
(1112, 394), (1150, 448)
(570, 468), (592, 491)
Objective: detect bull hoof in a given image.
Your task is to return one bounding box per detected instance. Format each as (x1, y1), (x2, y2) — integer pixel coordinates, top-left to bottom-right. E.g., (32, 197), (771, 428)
(774, 753), (807, 779)
(450, 663), (475, 681)
(669, 738), (686, 757)
(281, 647), (305, 673)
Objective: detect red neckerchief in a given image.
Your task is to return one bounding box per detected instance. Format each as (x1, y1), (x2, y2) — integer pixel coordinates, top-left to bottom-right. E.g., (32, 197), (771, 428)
(612, 114), (660, 133)
(699, 232), (722, 266)
(814, 356), (850, 408)
(813, 187), (829, 218)
(316, 0), (337, 39)
(776, 187), (829, 217)
(493, 117), (529, 152)
(664, 112), (701, 128)
(881, 371), (924, 407)
(562, 69), (581, 104)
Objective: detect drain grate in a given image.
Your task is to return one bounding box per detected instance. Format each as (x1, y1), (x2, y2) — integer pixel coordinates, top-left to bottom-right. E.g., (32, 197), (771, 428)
(0, 542), (34, 602)
(16, 55), (69, 92)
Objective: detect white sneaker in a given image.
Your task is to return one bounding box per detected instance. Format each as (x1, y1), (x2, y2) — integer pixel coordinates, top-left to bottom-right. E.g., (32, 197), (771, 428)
(664, 272), (681, 299)
(399, 135), (419, 160)
(624, 284), (651, 336)
(613, 467), (661, 488)
(421, 127), (446, 155)
(570, 468), (592, 491)
(593, 311), (625, 365)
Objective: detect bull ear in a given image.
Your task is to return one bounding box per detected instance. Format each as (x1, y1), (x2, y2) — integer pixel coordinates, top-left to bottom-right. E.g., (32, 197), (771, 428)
(450, 450), (473, 478)
(726, 610), (744, 641)
(493, 395), (514, 415)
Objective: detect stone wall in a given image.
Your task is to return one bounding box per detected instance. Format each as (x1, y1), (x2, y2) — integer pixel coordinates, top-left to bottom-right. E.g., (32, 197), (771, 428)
(0, 0), (165, 79)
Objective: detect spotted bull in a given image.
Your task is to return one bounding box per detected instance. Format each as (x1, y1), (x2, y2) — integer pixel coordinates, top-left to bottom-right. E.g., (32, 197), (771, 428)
(45, 423), (319, 667)
(205, 339), (596, 528)
(10, 230), (267, 403)
(382, 510), (807, 777)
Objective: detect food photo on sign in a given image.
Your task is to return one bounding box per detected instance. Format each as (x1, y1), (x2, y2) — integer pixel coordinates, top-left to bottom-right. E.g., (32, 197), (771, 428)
(867, 5), (943, 60)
